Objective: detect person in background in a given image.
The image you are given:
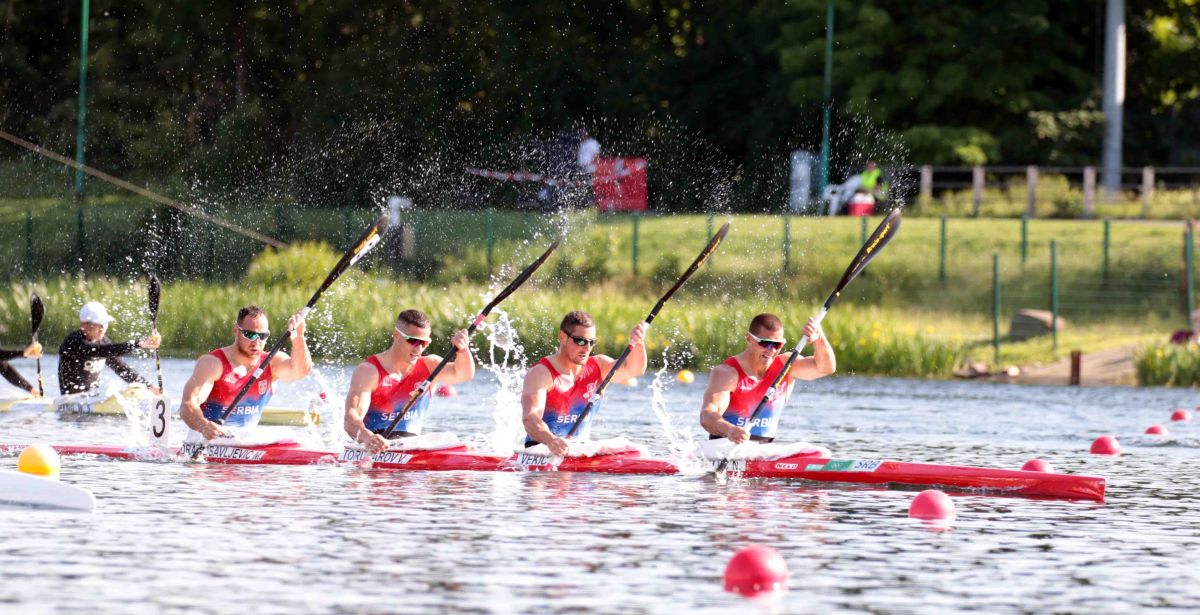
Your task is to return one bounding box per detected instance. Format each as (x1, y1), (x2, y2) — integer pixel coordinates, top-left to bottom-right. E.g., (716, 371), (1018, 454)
(58, 301), (160, 395)
(1168, 308), (1200, 344)
(0, 341), (42, 396)
(862, 160), (888, 198)
(577, 129), (600, 174)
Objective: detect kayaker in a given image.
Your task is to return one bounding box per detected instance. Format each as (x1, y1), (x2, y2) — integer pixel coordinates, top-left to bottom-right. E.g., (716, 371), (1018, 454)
(521, 310), (648, 456)
(0, 342), (42, 396)
(344, 309), (475, 453)
(58, 301), (161, 395)
(178, 305), (310, 440)
(700, 313), (835, 444)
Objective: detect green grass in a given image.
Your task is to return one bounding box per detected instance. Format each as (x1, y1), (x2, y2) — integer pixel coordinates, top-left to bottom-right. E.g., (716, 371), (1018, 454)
(1, 192), (1195, 380)
(911, 172), (1200, 220)
(0, 272), (1180, 379)
(1136, 342), (1200, 386)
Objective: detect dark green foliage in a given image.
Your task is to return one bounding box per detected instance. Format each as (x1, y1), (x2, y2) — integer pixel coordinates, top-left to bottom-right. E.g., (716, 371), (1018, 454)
(0, 0), (1196, 212)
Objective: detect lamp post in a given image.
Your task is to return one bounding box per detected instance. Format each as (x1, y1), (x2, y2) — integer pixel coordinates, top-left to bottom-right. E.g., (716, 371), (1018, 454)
(816, 3), (834, 213)
(74, 0), (90, 200)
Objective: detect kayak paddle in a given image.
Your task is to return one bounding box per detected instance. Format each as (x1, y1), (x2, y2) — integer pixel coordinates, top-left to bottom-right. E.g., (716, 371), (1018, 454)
(30, 293), (44, 397)
(148, 273), (164, 392)
(564, 221), (731, 440)
(716, 208), (901, 472)
(190, 212), (389, 459)
(380, 235), (563, 439)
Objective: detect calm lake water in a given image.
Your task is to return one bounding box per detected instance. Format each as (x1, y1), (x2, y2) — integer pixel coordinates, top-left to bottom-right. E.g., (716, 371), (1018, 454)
(2, 354), (1198, 614)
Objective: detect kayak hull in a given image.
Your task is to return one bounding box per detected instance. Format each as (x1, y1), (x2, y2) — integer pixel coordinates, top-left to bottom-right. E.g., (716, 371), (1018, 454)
(0, 443), (1105, 501)
(0, 470), (95, 511)
(729, 456), (1106, 502)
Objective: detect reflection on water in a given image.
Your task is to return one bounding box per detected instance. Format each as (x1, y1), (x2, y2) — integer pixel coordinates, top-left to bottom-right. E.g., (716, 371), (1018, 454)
(2, 356), (1200, 612)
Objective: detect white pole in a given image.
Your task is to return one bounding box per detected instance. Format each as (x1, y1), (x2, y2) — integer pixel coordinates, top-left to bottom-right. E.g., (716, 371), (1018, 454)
(1101, 0), (1126, 198)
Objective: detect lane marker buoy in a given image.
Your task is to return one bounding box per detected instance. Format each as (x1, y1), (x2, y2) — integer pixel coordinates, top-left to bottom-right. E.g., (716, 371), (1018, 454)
(909, 489), (955, 521)
(1089, 435), (1120, 455)
(1021, 459), (1053, 472)
(723, 545), (788, 597)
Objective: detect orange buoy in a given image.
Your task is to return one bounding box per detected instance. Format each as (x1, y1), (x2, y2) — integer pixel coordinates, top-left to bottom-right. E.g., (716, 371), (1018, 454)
(723, 545), (788, 597)
(1145, 425), (1168, 436)
(1170, 409), (1192, 422)
(434, 384), (456, 398)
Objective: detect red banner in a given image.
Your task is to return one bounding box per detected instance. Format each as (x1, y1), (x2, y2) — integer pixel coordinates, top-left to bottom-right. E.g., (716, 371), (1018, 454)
(593, 157), (648, 212)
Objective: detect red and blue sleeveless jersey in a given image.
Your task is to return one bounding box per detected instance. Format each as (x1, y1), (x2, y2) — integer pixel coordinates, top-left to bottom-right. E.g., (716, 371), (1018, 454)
(363, 355), (432, 434)
(525, 356), (602, 446)
(721, 356), (793, 439)
(200, 349), (274, 427)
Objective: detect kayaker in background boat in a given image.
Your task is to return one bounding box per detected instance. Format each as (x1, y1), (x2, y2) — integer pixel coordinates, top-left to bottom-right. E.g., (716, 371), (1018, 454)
(0, 342), (42, 396)
(344, 309), (475, 453)
(700, 313), (835, 444)
(521, 310), (648, 457)
(178, 305), (310, 440)
(58, 301), (161, 395)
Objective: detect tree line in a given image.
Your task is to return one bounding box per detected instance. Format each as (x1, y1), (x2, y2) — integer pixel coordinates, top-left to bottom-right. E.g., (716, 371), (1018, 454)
(1, 0), (1196, 211)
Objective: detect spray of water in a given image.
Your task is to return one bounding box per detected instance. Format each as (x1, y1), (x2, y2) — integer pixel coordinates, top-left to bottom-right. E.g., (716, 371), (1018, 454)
(646, 346), (707, 475)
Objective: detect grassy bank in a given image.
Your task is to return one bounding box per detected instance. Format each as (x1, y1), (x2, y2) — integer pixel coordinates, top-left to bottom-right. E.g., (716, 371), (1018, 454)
(1136, 343), (1200, 387)
(0, 274), (1174, 380)
(1, 200), (1195, 327)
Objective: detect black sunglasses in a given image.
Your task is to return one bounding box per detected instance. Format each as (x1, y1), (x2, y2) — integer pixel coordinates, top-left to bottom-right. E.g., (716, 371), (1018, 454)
(748, 331), (784, 350)
(239, 327), (270, 342)
(561, 328), (597, 348)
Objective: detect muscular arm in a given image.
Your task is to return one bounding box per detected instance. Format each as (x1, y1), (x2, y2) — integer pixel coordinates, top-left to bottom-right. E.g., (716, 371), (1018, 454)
(430, 329), (475, 386)
(344, 363), (387, 451)
(271, 314), (312, 382)
(602, 321), (648, 383)
(788, 336), (837, 381)
(699, 364), (747, 442)
(178, 355), (224, 437)
(521, 364), (566, 455)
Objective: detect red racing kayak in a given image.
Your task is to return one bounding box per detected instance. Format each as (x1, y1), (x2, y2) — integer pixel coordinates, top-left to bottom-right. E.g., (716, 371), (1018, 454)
(723, 456), (1105, 502)
(0, 442), (1105, 501)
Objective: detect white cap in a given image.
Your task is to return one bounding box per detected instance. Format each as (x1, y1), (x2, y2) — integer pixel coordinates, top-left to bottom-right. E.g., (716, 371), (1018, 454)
(79, 301), (115, 325)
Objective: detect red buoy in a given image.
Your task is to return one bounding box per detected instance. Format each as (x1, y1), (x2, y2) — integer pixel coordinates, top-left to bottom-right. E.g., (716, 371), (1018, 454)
(1089, 435), (1120, 455)
(1145, 425), (1168, 436)
(908, 489), (955, 521)
(434, 384), (456, 398)
(1170, 409), (1192, 422)
(723, 545), (788, 597)
(1021, 459), (1053, 472)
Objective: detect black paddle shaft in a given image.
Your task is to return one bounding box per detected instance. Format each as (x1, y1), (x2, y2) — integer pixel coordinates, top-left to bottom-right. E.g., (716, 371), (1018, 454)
(721, 209), (901, 465)
(149, 273), (164, 392)
(30, 293), (44, 397)
(380, 236), (563, 439)
(213, 212), (389, 426)
(565, 221), (731, 439)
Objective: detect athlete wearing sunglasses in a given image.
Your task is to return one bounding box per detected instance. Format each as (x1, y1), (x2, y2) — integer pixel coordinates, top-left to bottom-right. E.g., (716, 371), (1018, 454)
(521, 310), (650, 458)
(700, 313), (835, 444)
(179, 305), (312, 441)
(344, 308), (476, 453)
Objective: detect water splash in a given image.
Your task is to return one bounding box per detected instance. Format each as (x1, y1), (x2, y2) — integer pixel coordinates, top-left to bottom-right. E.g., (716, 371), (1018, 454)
(477, 306), (528, 454)
(647, 347), (706, 475)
